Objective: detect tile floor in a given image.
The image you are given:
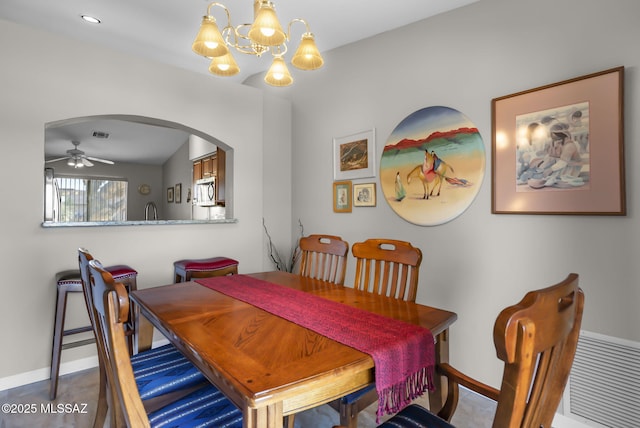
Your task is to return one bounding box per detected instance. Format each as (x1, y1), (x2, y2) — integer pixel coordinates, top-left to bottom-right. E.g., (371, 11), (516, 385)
(0, 368), (496, 427)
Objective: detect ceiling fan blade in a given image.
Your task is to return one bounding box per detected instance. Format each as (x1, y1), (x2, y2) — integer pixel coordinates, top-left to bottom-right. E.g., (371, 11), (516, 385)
(86, 156), (114, 165)
(45, 156), (70, 163)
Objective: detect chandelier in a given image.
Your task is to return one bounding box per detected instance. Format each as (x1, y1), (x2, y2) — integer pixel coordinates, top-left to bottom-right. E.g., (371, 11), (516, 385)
(192, 1), (324, 87)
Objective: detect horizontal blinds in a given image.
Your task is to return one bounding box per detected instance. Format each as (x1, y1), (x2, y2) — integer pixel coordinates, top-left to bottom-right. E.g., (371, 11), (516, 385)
(57, 177), (127, 222)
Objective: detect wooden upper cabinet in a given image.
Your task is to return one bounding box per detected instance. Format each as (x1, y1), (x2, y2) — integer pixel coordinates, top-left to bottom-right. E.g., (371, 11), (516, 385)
(202, 156), (214, 177)
(216, 150), (225, 203)
(192, 149), (225, 205)
(193, 159), (203, 182)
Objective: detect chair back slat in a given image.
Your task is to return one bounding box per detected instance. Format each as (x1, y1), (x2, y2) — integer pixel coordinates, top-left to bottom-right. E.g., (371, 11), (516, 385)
(352, 239), (423, 301)
(492, 273), (584, 428)
(299, 234), (349, 285)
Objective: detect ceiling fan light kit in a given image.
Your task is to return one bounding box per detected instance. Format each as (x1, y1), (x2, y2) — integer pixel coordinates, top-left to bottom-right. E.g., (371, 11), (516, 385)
(192, 0), (324, 86)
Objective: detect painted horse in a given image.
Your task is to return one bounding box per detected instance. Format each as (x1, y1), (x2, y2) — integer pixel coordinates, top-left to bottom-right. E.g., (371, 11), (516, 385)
(407, 150), (460, 199)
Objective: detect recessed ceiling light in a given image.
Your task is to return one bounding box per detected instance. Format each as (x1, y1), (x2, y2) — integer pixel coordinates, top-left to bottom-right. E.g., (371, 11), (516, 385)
(81, 15), (101, 24)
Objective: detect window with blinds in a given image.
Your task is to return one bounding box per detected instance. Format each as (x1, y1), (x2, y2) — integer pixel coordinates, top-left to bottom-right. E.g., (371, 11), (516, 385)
(57, 176), (128, 222)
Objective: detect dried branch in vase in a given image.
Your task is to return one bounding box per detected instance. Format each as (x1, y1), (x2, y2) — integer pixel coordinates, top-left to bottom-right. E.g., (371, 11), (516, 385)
(262, 218), (304, 273)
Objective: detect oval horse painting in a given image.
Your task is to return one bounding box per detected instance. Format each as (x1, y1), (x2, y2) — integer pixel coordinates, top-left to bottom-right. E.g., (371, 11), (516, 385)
(380, 106), (485, 226)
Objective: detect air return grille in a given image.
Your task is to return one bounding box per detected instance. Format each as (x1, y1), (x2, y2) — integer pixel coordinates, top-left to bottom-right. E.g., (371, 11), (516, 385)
(566, 331), (640, 428)
(92, 130), (109, 138)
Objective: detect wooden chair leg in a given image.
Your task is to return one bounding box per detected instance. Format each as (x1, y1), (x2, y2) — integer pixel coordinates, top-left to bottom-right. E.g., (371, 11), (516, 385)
(283, 415), (295, 428)
(336, 387), (378, 428)
(339, 402), (360, 428)
(92, 364), (108, 428)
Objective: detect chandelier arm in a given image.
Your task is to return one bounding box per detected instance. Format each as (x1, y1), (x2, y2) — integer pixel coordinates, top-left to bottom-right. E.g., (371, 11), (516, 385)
(224, 23), (286, 57)
(269, 43), (287, 57)
(221, 24), (241, 48)
(287, 18), (312, 40)
(206, 2), (232, 25)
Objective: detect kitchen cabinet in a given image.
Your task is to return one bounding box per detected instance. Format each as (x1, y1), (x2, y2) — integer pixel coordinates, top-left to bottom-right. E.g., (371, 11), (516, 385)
(202, 156), (215, 177)
(193, 150), (225, 205)
(193, 159), (202, 183)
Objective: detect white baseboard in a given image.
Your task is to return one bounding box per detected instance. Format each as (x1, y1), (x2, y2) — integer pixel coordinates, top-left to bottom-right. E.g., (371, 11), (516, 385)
(0, 355), (99, 392)
(553, 413), (593, 428)
(0, 339), (169, 392)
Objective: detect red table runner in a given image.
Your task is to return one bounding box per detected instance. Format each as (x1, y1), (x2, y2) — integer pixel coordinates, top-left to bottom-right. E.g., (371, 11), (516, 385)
(196, 275), (435, 419)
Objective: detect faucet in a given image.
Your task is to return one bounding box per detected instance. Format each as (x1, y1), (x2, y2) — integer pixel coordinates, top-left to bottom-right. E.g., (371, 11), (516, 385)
(144, 201), (158, 220)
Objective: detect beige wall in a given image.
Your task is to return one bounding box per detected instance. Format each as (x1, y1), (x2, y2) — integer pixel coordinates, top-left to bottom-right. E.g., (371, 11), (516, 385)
(249, 0), (640, 389)
(3, 0), (639, 401)
(0, 18), (292, 384)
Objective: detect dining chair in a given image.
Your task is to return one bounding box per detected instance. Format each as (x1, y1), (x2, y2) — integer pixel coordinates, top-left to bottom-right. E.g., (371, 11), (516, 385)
(329, 238), (423, 427)
(87, 259), (243, 428)
(351, 238), (423, 301)
(78, 249), (209, 427)
(298, 234), (349, 285)
(371, 273), (584, 428)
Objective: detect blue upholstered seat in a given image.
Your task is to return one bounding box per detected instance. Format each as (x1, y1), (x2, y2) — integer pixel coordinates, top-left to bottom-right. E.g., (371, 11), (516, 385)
(77, 249), (206, 404)
(88, 258), (243, 427)
(147, 383), (242, 428)
(131, 343), (206, 400)
(378, 404), (453, 428)
(340, 384), (375, 404)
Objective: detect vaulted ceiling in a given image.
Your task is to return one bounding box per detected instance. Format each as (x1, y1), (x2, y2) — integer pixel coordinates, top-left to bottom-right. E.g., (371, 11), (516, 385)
(2, 0), (479, 165)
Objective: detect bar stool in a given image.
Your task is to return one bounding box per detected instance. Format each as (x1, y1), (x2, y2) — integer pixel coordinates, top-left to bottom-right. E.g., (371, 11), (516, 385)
(173, 257), (239, 282)
(50, 265), (138, 400)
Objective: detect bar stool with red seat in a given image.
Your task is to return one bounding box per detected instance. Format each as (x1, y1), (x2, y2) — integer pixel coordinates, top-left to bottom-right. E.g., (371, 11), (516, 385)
(49, 264), (138, 400)
(173, 257), (239, 282)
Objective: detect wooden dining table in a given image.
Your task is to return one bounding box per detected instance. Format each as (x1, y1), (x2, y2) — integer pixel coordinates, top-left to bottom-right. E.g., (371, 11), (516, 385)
(130, 271), (457, 428)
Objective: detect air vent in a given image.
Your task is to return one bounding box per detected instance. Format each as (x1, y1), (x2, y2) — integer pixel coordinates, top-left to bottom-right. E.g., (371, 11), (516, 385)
(92, 131), (109, 139)
(564, 331), (640, 428)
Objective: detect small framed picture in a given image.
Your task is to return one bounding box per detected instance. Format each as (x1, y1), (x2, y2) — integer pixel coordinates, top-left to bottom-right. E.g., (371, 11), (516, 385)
(353, 183), (376, 207)
(167, 187), (174, 203)
(333, 180), (352, 213)
(175, 183), (182, 203)
(333, 129), (376, 180)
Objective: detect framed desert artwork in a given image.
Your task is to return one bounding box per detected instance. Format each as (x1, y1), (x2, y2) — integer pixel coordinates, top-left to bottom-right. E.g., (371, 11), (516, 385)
(333, 129), (376, 180)
(492, 66), (625, 215)
(380, 106), (485, 226)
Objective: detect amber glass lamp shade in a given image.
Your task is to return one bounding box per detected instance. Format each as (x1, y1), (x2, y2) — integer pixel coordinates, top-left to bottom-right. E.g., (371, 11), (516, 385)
(208, 52), (240, 76)
(264, 56), (293, 86)
(248, 1), (286, 46)
(291, 33), (324, 70)
(192, 16), (228, 58)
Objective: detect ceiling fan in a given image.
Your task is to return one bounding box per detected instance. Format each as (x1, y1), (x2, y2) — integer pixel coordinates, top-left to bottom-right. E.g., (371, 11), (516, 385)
(45, 140), (115, 168)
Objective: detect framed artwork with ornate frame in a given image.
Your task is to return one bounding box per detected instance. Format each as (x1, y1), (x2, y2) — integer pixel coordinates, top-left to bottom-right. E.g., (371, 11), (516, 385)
(333, 180), (352, 213)
(492, 66), (625, 215)
(333, 129), (376, 180)
(167, 187), (174, 203)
